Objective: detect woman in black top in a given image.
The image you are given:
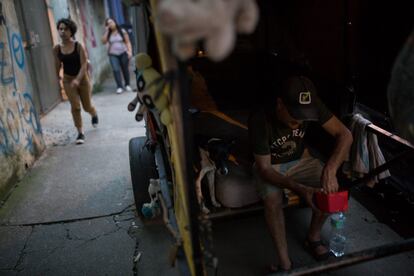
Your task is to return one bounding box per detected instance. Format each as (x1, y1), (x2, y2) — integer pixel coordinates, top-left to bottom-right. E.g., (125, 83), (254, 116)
(53, 18), (98, 144)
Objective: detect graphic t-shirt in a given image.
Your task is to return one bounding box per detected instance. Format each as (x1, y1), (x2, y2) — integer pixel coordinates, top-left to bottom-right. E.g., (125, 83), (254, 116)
(248, 100), (333, 164)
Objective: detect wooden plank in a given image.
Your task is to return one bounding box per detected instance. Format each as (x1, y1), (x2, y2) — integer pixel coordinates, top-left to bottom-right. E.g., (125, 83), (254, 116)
(206, 191), (302, 220)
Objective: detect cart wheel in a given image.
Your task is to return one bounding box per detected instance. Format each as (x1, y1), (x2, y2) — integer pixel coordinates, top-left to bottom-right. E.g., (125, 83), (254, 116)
(129, 137), (158, 220)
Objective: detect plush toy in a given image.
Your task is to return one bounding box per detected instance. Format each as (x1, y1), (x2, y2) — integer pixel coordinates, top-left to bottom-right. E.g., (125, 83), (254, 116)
(157, 0), (259, 61)
(141, 178), (162, 219)
(128, 53), (172, 125)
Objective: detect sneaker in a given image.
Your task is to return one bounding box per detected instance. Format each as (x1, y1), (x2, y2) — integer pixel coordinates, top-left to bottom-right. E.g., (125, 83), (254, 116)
(92, 115), (99, 128)
(76, 133), (85, 144)
(116, 88), (123, 94)
(125, 85), (133, 92)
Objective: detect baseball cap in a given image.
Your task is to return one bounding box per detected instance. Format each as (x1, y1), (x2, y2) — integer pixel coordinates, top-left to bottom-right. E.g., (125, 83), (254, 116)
(280, 76), (320, 121)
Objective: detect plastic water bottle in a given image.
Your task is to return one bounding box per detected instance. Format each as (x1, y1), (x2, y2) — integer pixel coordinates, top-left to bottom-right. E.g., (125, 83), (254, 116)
(329, 212), (346, 257)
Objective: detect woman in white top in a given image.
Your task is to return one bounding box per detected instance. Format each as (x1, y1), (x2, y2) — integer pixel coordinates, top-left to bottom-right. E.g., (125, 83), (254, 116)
(102, 18), (133, 94)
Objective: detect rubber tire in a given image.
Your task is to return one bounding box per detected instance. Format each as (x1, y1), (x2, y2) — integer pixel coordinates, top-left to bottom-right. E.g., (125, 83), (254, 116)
(129, 137), (158, 220)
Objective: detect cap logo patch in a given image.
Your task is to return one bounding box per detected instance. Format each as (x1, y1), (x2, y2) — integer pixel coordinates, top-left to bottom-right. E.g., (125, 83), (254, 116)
(299, 91), (311, 104)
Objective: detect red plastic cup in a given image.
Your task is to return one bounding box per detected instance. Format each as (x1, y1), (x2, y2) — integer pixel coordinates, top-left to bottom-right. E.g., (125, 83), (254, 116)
(315, 190), (349, 213)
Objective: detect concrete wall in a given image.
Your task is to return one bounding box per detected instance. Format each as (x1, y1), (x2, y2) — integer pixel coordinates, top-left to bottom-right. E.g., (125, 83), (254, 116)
(47, 0), (70, 48)
(50, 0), (70, 20)
(0, 0), (45, 198)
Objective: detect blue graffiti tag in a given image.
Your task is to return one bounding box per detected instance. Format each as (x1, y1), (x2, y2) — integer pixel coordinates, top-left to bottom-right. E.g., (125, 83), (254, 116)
(0, 17), (42, 157)
(0, 92), (42, 156)
(0, 91), (42, 157)
(24, 130), (34, 154)
(0, 117), (12, 155)
(20, 92), (42, 134)
(6, 109), (20, 143)
(11, 33), (24, 69)
(0, 41), (14, 86)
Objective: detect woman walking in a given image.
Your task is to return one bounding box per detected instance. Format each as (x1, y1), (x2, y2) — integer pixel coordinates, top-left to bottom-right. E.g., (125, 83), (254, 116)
(102, 18), (133, 94)
(53, 18), (99, 144)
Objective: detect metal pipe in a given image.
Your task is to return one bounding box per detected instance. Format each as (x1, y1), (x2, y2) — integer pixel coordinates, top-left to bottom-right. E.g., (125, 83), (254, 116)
(366, 124), (414, 150)
(207, 206), (264, 220)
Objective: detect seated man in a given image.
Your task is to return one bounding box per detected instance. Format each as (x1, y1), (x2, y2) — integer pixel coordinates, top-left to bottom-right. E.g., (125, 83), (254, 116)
(248, 76), (353, 272)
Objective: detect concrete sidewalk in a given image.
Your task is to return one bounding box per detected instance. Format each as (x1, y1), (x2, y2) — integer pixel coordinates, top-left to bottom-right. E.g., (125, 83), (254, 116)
(212, 198), (414, 276)
(0, 75), (179, 276)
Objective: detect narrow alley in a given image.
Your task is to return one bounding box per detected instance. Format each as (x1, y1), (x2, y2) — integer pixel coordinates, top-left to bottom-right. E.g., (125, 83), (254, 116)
(0, 75), (179, 275)
(1, 0), (414, 275)
(0, 0), (181, 274)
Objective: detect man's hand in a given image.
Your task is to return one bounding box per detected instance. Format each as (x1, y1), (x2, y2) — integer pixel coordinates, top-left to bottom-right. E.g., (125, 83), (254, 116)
(321, 167), (339, 194)
(127, 50), (132, 59)
(297, 185), (322, 214)
(70, 79), (80, 88)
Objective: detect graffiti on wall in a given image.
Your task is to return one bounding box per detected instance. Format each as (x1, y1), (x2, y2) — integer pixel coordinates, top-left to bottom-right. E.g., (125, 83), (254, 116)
(0, 3), (43, 157)
(74, 0), (98, 78)
(78, 0), (97, 49)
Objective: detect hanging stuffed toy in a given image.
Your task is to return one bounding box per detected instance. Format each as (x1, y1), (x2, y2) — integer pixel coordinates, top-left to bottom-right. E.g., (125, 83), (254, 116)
(157, 0), (259, 61)
(141, 178), (162, 219)
(128, 54), (155, 121)
(128, 53), (172, 125)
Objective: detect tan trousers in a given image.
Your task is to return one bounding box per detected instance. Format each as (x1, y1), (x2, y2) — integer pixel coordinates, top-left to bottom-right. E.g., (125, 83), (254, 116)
(253, 150), (324, 199)
(63, 74), (97, 129)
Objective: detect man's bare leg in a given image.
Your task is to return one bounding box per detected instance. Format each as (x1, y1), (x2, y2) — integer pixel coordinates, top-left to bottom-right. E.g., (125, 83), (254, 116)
(264, 191), (291, 270)
(307, 209), (329, 254)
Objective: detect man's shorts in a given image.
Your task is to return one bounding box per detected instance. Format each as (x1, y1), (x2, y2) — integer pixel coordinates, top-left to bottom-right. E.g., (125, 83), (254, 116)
(253, 152), (324, 199)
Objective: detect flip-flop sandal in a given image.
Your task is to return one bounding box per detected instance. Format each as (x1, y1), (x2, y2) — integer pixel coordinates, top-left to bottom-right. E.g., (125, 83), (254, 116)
(265, 264), (292, 275)
(304, 239), (332, 261)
